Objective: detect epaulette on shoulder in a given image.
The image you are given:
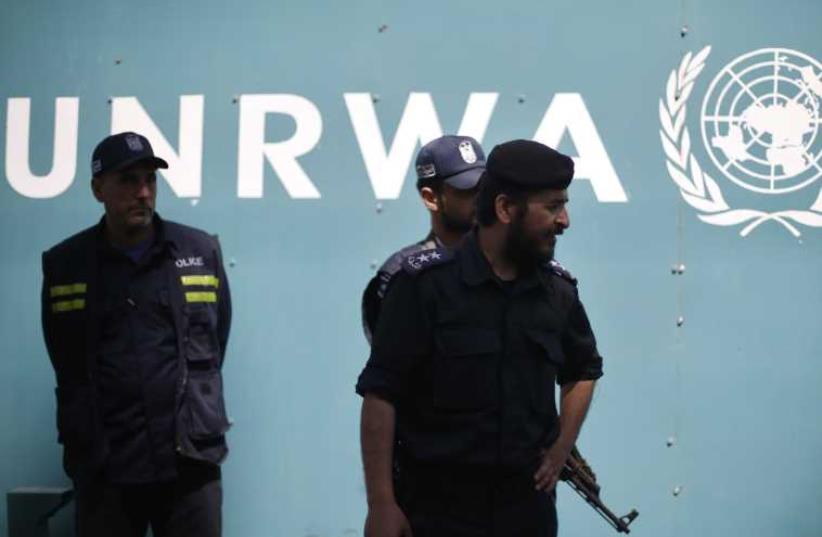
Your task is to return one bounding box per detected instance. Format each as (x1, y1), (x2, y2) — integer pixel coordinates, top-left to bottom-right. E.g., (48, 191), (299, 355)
(402, 247), (454, 275)
(163, 220), (214, 245)
(46, 224), (97, 257)
(379, 242), (427, 276)
(545, 259), (578, 286)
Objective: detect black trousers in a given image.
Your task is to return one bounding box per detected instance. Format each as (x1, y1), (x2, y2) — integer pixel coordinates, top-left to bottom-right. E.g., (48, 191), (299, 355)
(74, 460), (222, 537)
(397, 464), (557, 537)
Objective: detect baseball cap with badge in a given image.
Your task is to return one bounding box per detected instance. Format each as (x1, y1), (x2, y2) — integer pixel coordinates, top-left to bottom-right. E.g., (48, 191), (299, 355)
(415, 135), (486, 190)
(91, 132), (169, 177)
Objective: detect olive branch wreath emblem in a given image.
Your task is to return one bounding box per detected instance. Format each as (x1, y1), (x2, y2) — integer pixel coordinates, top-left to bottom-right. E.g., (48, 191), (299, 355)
(659, 46), (822, 237)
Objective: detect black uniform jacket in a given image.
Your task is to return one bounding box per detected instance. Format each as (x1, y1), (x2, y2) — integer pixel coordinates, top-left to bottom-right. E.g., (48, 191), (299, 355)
(361, 231), (441, 343)
(357, 231), (603, 470)
(41, 215), (232, 480)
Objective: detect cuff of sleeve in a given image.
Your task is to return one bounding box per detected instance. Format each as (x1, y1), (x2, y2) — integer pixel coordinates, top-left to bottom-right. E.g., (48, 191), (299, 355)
(355, 366), (403, 403)
(557, 368), (603, 386)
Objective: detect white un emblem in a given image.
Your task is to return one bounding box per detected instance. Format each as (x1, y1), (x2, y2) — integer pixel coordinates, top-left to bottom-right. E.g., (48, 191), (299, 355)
(700, 48), (822, 195)
(659, 47), (822, 237)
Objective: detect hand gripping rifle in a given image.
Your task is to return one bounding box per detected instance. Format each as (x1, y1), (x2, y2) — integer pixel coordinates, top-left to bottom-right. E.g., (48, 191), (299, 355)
(560, 446), (639, 533)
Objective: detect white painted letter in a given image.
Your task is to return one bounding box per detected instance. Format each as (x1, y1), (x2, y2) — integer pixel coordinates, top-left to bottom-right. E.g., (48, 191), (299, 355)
(5, 97), (79, 198)
(533, 93), (627, 202)
(237, 94), (322, 199)
(345, 92), (498, 199)
(457, 93), (499, 141)
(111, 95), (204, 198)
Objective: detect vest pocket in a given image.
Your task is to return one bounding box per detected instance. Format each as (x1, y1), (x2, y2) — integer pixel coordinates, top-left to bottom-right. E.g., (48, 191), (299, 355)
(185, 307), (219, 366)
(183, 301), (229, 441)
(186, 369), (231, 439)
(433, 328), (500, 411)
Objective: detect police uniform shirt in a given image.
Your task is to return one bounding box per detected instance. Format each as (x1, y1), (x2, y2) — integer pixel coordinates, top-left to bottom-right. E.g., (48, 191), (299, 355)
(95, 218), (180, 483)
(356, 231), (603, 469)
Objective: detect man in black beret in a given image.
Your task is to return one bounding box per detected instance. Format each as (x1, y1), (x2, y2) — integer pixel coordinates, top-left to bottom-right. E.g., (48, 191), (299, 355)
(356, 139), (603, 537)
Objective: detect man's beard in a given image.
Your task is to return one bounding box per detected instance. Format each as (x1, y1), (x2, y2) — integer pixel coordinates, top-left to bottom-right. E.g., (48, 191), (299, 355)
(439, 202), (474, 234)
(503, 212), (554, 271)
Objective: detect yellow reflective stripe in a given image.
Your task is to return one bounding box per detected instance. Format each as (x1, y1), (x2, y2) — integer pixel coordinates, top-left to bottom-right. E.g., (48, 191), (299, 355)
(49, 283), (87, 297)
(51, 298), (86, 313)
(180, 275), (219, 288)
(185, 291), (217, 303)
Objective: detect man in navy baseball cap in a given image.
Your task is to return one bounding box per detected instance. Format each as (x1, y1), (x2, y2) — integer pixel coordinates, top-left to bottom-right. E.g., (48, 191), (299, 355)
(414, 134), (485, 239)
(42, 130), (231, 536)
(361, 134), (486, 342)
(89, 132), (169, 246)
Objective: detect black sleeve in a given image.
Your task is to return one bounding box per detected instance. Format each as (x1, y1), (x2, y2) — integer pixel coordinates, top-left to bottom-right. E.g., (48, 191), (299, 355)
(558, 291), (604, 385)
(355, 272), (431, 403)
(361, 274), (381, 345)
(213, 236), (232, 367)
(41, 251), (59, 373)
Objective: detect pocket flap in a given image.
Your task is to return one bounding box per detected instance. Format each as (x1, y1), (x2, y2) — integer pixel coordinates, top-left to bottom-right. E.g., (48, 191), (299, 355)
(526, 330), (566, 365)
(437, 328), (501, 357)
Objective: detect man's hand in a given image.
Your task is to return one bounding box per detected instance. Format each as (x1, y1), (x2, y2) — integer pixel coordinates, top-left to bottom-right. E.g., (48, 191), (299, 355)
(364, 501), (413, 537)
(533, 380), (597, 491)
(534, 440), (573, 492)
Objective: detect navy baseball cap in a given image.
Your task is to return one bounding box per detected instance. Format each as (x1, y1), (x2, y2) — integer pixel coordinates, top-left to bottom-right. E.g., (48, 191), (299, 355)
(91, 132), (169, 177)
(415, 135), (486, 190)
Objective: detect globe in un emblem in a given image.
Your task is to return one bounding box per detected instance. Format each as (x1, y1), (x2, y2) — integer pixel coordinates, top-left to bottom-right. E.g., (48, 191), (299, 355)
(700, 48), (822, 194)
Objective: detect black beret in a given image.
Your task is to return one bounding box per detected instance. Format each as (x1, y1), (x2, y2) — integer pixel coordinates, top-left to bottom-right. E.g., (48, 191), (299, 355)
(486, 139), (574, 190)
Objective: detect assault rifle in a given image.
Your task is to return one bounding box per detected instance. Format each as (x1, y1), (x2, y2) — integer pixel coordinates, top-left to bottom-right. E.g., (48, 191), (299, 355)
(560, 446), (639, 533)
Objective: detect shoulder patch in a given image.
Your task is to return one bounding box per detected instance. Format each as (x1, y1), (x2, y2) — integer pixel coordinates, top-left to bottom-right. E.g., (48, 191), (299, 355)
(379, 241), (427, 276)
(545, 259), (578, 286)
(402, 247), (454, 275)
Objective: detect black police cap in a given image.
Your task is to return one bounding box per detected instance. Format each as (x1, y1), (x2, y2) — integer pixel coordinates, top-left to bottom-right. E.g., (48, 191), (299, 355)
(91, 132), (168, 177)
(486, 139), (574, 190)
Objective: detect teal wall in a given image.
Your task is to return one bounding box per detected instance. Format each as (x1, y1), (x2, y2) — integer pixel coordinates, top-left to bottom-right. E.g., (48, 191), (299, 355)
(1, 1), (820, 536)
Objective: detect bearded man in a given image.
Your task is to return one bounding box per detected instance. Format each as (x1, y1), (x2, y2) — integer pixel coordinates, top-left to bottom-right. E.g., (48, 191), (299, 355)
(356, 140), (604, 537)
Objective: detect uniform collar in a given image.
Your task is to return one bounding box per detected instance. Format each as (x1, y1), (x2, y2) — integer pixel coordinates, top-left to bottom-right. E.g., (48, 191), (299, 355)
(152, 213), (181, 252)
(420, 230), (445, 249)
(94, 212), (177, 255)
(458, 230), (550, 294)
(459, 231), (495, 287)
